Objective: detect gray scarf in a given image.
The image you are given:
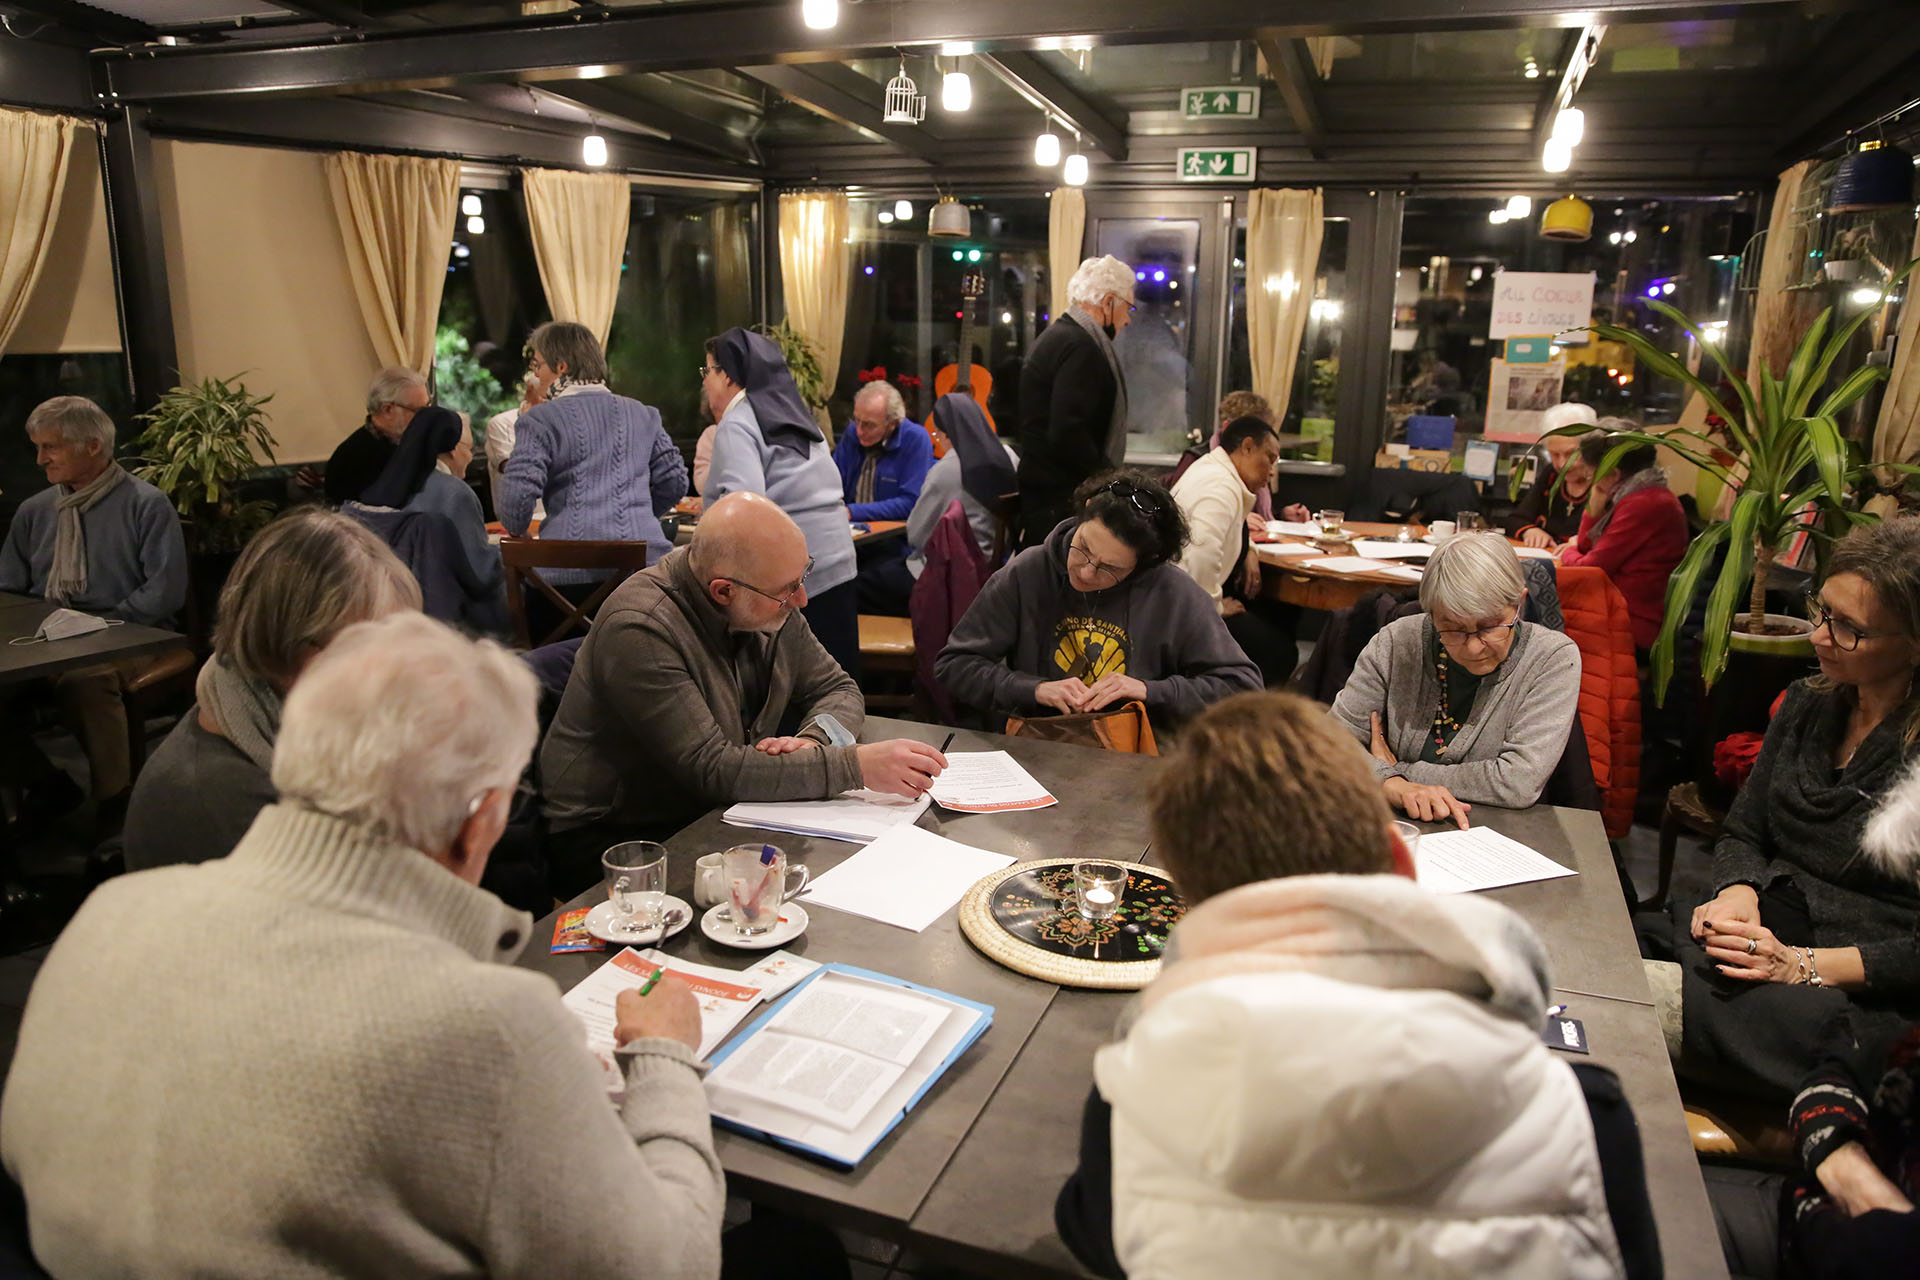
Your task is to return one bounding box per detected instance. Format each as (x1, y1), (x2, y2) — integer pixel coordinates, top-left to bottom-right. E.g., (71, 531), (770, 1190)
(1586, 465), (1669, 545)
(1065, 307), (1130, 466)
(195, 655), (283, 772)
(47, 462), (129, 605)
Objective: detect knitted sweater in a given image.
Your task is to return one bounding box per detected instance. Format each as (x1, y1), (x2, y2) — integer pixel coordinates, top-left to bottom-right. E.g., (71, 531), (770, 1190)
(122, 712), (274, 872)
(0, 473), (187, 626)
(0, 804), (725, 1279)
(498, 386), (688, 582)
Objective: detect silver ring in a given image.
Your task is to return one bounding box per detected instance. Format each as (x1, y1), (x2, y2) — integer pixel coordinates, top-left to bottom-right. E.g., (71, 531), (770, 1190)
(1747, 937), (1759, 955)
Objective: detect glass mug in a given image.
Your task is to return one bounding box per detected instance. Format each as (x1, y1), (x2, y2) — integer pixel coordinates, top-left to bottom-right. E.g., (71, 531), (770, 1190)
(602, 841), (668, 939)
(1454, 511), (1487, 533)
(1315, 508), (1346, 537)
(723, 844), (811, 936)
(1074, 861), (1128, 921)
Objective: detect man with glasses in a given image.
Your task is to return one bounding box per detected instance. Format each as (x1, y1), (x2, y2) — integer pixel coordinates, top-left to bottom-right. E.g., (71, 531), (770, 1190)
(324, 367), (431, 505)
(1016, 255), (1136, 546)
(539, 491), (947, 895)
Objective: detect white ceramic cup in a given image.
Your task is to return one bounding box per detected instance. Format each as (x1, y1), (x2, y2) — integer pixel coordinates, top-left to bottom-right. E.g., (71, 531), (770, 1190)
(693, 853), (727, 910)
(1429, 519), (1456, 537)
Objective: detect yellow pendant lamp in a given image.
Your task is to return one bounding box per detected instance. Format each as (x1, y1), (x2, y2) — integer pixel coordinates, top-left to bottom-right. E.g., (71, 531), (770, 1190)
(1539, 194), (1593, 242)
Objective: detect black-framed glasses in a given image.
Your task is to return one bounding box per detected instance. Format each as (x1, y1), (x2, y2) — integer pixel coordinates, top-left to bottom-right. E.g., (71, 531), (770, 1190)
(1435, 610), (1522, 647)
(1067, 537), (1131, 586)
(721, 557), (814, 610)
(1805, 587), (1878, 651)
(1099, 477), (1162, 522)
(698, 363), (720, 381)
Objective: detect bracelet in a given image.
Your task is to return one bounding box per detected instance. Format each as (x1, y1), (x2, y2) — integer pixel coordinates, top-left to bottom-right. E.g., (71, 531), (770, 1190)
(1788, 947), (1825, 987)
(1806, 947), (1824, 988)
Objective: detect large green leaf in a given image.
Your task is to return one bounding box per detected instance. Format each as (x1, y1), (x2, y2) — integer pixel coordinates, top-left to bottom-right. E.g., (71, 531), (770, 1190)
(1586, 320), (1751, 452)
(1815, 363), (1892, 420)
(1700, 490), (1763, 689)
(1649, 520), (1732, 706)
(1801, 414), (1849, 511)
(1641, 300), (1761, 452)
(1790, 258), (1919, 418)
(1780, 309), (1832, 414)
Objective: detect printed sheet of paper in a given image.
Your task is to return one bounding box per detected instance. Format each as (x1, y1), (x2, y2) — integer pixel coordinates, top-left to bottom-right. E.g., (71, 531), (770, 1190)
(928, 750), (1057, 812)
(1512, 545), (1558, 560)
(1256, 542), (1321, 560)
(802, 824), (1015, 932)
(738, 950), (822, 1001)
(1350, 540), (1436, 560)
(1265, 519), (1321, 538)
(562, 947), (765, 1061)
(1415, 828), (1578, 894)
(724, 789), (931, 844)
(1305, 556), (1424, 582)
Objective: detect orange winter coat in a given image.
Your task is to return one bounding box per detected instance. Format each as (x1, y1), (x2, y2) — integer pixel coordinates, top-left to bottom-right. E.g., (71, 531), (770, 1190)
(1555, 566), (1642, 837)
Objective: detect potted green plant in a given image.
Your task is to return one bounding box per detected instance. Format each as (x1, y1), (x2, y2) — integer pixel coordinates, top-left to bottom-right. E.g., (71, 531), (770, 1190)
(132, 372), (279, 554)
(754, 319), (832, 418)
(1549, 259), (1918, 705)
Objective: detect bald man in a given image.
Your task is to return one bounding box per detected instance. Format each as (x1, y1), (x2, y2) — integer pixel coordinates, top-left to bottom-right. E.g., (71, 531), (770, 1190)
(539, 492), (947, 896)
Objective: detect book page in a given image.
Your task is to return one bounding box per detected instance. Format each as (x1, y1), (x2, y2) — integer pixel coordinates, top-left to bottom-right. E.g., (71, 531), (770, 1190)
(1415, 828), (1577, 894)
(709, 1032), (904, 1128)
(928, 750), (1057, 812)
(766, 972), (948, 1066)
(801, 825), (1015, 932)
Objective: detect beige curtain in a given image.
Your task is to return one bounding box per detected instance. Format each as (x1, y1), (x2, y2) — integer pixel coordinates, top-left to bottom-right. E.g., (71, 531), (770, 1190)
(777, 190), (851, 410)
(522, 167), (631, 346)
(1746, 160), (1823, 387)
(1872, 217), (1920, 464)
(1048, 187), (1087, 322)
(1245, 188), (1325, 417)
(0, 107), (83, 356)
(325, 151), (459, 374)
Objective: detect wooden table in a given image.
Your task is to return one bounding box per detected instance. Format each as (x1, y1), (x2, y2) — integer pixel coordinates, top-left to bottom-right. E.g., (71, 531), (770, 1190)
(1257, 519), (1431, 610)
(0, 593), (189, 687)
(671, 516), (906, 550)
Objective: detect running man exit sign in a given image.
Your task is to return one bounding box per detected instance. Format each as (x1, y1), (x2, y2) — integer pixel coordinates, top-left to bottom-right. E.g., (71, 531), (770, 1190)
(1176, 147), (1257, 181)
(1182, 86), (1262, 119)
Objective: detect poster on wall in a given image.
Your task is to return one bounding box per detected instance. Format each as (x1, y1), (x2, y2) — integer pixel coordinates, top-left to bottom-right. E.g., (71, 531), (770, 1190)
(1486, 357), (1568, 443)
(1488, 271), (1595, 341)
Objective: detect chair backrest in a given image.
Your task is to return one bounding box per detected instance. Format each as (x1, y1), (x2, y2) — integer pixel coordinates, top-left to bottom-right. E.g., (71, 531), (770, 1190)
(501, 538), (649, 649)
(1004, 700), (1159, 756)
(987, 491), (1020, 570)
(911, 501), (991, 723)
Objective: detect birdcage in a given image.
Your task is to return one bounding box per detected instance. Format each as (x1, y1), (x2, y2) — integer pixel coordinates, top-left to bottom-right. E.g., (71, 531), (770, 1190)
(883, 61), (926, 125)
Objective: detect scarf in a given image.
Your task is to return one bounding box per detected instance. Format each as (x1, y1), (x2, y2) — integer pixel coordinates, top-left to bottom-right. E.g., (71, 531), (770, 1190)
(1585, 464), (1669, 545)
(713, 328), (824, 458)
(933, 394), (1016, 511)
(195, 654), (284, 772)
(550, 376), (609, 397)
(47, 462), (130, 605)
(1064, 307), (1130, 466)
(360, 406), (463, 509)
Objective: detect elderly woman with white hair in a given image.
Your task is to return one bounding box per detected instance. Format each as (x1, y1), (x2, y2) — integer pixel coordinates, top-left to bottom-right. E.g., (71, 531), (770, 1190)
(1016, 253), (1135, 544)
(124, 508), (421, 872)
(1331, 532), (1581, 828)
(2, 612), (724, 1278)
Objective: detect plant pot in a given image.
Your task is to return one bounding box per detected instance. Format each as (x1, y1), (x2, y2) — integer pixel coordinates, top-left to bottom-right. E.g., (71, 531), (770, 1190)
(1696, 618), (1818, 807)
(1822, 259), (1873, 284)
(1727, 613), (1816, 658)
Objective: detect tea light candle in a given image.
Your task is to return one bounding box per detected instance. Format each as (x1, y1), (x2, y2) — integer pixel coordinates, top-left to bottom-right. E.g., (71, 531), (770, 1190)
(1083, 887), (1116, 907)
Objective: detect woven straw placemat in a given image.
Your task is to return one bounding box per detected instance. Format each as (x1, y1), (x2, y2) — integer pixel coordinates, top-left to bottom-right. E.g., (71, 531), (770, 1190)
(958, 859), (1184, 991)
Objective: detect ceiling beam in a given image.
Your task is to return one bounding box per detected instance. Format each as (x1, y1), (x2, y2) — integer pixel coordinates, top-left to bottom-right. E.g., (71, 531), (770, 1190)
(96, 0), (1821, 104)
(973, 50), (1126, 161)
(7, 0), (155, 45)
(535, 79), (759, 165)
(1530, 20), (1605, 157)
(738, 63), (941, 165)
(1254, 34), (1327, 160)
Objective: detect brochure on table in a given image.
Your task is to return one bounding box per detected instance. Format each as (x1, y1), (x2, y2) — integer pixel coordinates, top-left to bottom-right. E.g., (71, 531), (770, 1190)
(927, 750), (1057, 813)
(563, 948), (769, 1069)
(1415, 828), (1577, 894)
(723, 789), (931, 843)
(704, 963), (993, 1168)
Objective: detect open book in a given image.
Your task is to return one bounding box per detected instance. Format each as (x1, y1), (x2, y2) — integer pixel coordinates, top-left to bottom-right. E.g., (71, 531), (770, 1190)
(704, 964), (993, 1168)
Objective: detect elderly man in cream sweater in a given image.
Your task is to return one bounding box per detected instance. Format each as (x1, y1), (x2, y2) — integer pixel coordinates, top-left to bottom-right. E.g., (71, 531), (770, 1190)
(2, 613), (724, 1279)
(1169, 414), (1298, 686)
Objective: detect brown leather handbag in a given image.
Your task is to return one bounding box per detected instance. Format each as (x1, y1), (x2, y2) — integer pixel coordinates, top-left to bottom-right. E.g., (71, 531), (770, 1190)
(1004, 699), (1158, 756)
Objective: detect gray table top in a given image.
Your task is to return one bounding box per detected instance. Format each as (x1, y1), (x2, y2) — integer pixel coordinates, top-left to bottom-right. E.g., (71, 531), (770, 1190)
(0, 594), (188, 686)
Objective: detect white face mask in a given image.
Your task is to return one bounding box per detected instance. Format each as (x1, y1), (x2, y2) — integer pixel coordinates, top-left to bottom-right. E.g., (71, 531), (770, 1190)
(15, 608), (114, 644)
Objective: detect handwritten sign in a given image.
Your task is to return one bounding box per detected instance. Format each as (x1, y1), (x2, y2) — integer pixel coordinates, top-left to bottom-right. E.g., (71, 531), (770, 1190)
(1488, 271), (1594, 340)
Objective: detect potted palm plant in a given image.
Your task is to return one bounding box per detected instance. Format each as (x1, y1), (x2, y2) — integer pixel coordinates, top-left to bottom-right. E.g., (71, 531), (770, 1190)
(1549, 259), (1917, 706)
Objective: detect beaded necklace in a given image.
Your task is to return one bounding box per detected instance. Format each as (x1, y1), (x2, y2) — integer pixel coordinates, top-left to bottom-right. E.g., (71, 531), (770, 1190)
(1431, 644), (1463, 757)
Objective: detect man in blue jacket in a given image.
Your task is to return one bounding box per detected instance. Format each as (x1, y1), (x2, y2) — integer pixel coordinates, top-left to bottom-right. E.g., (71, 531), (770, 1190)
(834, 379), (934, 615)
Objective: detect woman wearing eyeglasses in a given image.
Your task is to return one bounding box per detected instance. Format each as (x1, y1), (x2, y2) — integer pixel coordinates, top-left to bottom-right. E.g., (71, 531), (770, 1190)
(934, 471), (1260, 729)
(1330, 532), (1581, 829)
(1637, 518), (1920, 1101)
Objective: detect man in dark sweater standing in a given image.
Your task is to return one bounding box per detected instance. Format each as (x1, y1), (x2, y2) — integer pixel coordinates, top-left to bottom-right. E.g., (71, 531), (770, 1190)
(1016, 255), (1134, 546)
(323, 367), (430, 505)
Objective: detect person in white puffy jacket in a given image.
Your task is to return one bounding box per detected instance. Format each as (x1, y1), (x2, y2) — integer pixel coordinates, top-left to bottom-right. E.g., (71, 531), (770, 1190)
(1054, 690), (1660, 1280)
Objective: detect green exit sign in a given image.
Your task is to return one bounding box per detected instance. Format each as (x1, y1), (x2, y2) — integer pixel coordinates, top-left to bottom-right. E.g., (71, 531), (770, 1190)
(1182, 86), (1261, 118)
(1176, 147), (1257, 182)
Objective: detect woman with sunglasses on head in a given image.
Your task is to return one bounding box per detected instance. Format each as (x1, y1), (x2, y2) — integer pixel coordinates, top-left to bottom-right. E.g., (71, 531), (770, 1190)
(935, 470), (1259, 730)
(1330, 532), (1581, 830)
(1637, 518), (1920, 1101)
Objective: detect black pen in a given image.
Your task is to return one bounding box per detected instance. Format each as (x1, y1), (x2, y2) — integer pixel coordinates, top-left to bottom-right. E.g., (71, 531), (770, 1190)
(940, 732), (955, 753)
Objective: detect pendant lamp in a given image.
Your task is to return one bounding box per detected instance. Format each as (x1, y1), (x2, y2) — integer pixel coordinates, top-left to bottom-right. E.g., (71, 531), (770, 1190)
(1829, 141), (1916, 213)
(1539, 194), (1593, 242)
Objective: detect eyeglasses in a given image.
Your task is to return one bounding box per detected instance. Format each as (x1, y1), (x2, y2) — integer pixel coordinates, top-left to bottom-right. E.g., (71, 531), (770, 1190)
(721, 557), (814, 610)
(1099, 478), (1162, 522)
(1435, 611), (1522, 647)
(1067, 537), (1131, 587)
(698, 363), (720, 381)
(1804, 587), (1883, 651)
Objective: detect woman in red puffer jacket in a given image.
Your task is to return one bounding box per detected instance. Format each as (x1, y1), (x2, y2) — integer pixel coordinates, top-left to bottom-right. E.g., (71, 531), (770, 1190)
(1559, 426), (1690, 652)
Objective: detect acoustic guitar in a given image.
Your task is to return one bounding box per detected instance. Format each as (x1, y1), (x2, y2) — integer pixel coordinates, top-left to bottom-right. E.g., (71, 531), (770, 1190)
(932, 268), (996, 446)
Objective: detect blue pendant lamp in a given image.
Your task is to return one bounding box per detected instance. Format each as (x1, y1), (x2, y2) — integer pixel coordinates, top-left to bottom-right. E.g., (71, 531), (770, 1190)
(1829, 141), (1916, 213)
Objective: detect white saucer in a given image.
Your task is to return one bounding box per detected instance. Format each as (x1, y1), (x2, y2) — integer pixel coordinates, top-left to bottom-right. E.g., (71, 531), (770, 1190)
(585, 895), (694, 945)
(1422, 532), (1449, 545)
(701, 901), (809, 950)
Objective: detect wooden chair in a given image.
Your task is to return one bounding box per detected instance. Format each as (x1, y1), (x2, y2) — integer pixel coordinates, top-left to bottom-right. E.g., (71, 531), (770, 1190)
(987, 492), (1021, 568)
(858, 614), (916, 712)
(501, 539), (649, 649)
(1682, 1084), (1795, 1166)
(1650, 781), (1728, 911)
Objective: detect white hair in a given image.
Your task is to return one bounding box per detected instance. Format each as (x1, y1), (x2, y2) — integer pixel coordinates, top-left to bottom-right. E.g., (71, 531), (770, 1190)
(1067, 255), (1135, 309)
(1420, 531), (1527, 619)
(1865, 756), (1920, 883)
(25, 396), (115, 452)
(855, 380), (906, 426)
(365, 366), (427, 417)
(271, 613), (539, 852)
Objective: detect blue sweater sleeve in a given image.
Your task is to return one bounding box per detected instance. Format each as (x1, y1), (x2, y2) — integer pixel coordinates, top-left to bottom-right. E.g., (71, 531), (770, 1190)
(647, 421), (689, 517)
(706, 417), (766, 502)
(499, 411), (552, 536)
(112, 492), (188, 626)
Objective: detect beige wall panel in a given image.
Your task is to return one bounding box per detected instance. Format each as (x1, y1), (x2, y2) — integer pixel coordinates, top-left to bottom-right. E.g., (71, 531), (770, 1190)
(155, 140), (381, 463)
(11, 134), (121, 355)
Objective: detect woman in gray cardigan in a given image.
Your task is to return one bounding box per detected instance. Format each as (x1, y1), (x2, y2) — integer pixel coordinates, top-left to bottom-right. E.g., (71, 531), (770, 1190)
(1331, 532), (1580, 828)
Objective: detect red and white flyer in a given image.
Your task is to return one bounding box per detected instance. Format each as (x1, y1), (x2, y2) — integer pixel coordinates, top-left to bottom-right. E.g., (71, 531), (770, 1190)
(926, 750), (1058, 813)
(563, 947), (767, 1065)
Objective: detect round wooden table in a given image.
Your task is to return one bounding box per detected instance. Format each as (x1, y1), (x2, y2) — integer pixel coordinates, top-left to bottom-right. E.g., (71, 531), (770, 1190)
(1257, 520), (1429, 610)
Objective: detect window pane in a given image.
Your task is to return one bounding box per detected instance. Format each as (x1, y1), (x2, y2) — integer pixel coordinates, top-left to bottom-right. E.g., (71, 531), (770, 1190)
(438, 187), (546, 435)
(1226, 218), (1350, 459)
(1095, 217), (1199, 456)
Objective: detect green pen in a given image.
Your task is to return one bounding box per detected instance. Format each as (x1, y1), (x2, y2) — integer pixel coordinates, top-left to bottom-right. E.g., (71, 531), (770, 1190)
(636, 966), (665, 997)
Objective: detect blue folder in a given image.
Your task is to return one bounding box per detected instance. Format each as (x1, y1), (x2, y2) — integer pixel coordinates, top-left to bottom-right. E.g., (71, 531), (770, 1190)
(704, 962), (995, 1169)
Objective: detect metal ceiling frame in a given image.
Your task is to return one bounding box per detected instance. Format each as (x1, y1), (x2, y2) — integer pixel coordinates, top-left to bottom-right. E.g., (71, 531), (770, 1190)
(737, 62), (943, 165)
(1254, 34), (1327, 161)
(973, 51), (1127, 161)
(533, 79), (760, 164)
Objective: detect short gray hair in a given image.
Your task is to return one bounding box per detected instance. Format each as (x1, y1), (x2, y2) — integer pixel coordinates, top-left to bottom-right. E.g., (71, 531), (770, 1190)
(25, 396), (114, 452)
(1067, 255), (1135, 308)
(1420, 531), (1527, 619)
(855, 380), (905, 426)
(215, 509), (422, 690)
(365, 366), (427, 417)
(272, 613), (539, 853)
(529, 320), (609, 384)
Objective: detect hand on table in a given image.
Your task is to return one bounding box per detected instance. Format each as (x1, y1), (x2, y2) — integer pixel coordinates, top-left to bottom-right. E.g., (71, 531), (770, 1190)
(1690, 885), (1761, 941)
(614, 975), (702, 1051)
(1035, 678), (1093, 714)
(1817, 1142), (1916, 1218)
(1280, 503), (1311, 524)
(753, 736), (820, 755)
(1519, 526), (1555, 549)
(1083, 673), (1148, 712)
(1383, 776), (1472, 829)
(1368, 712), (1398, 765)
(857, 739), (948, 797)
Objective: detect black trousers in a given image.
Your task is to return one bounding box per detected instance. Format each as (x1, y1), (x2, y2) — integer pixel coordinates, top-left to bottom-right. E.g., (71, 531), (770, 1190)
(855, 556), (915, 618)
(1225, 598), (1301, 688)
(803, 580), (862, 683)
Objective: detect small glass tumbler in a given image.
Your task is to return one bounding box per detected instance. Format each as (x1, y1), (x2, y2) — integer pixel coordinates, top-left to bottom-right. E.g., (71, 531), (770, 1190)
(603, 841), (668, 939)
(1315, 508), (1346, 537)
(1074, 861), (1128, 921)
(1390, 820), (1422, 865)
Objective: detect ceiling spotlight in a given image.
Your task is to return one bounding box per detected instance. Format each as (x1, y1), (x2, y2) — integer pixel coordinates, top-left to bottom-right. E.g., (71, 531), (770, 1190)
(582, 133), (608, 167)
(466, 215), (486, 235)
(460, 193), (482, 217)
(1063, 152), (1089, 186)
(1488, 209), (1510, 224)
(877, 210), (894, 225)
(1034, 130), (1061, 166)
(967, 248), (982, 262)
(942, 70), (972, 113)
(1552, 107), (1585, 146)
(1506, 195), (1533, 219)
(894, 199), (913, 221)
(1662, 281), (1675, 295)
(800, 0), (836, 29)
(1608, 230), (1622, 244)
(1524, 63), (1540, 79)
(1542, 136), (1573, 173)
(1623, 230), (1637, 243)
